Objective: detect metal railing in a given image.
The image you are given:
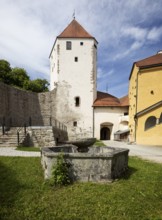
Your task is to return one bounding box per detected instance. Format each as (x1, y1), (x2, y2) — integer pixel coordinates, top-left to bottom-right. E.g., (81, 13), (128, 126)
(0, 115), (67, 135)
(17, 125), (27, 146)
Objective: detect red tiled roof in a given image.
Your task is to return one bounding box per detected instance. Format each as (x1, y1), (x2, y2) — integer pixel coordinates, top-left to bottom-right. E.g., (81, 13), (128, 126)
(136, 53), (162, 68)
(120, 95), (129, 106)
(93, 91), (129, 107)
(58, 19), (96, 40)
(129, 52), (162, 80)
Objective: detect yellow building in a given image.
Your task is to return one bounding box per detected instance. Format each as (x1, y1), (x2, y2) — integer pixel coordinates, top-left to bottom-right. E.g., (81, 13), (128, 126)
(129, 51), (162, 145)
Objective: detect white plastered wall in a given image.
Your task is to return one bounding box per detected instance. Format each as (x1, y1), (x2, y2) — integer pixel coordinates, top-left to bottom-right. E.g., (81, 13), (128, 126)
(50, 38), (97, 140)
(94, 106), (129, 140)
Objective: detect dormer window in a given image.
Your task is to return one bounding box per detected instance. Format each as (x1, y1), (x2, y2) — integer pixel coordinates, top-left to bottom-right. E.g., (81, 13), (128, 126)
(66, 41), (72, 50)
(75, 97), (80, 107)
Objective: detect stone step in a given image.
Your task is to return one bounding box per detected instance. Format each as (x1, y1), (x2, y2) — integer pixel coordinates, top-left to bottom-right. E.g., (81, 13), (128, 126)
(0, 140), (24, 146)
(0, 142), (19, 147)
(0, 132), (26, 147)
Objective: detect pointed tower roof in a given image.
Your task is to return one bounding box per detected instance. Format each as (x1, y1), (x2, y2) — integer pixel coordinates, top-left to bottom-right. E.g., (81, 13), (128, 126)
(57, 19), (97, 41)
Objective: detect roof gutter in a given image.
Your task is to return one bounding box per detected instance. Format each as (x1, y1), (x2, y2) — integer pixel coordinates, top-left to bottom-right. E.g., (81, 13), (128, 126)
(138, 63), (162, 70)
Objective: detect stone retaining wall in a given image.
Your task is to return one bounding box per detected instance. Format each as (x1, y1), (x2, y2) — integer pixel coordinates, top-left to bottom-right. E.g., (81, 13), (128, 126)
(0, 82), (55, 127)
(24, 126), (68, 147)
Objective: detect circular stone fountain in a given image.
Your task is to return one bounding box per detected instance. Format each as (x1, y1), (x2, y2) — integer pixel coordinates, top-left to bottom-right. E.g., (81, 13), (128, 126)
(41, 138), (129, 183)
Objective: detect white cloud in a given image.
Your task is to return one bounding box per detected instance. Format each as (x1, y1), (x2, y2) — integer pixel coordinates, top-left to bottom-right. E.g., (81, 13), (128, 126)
(147, 27), (162, 41)
(0, 0), (162, 96)
(97, 68), (114, 79)
(121, 26), (147, 41)
(112, 41), (144, 61)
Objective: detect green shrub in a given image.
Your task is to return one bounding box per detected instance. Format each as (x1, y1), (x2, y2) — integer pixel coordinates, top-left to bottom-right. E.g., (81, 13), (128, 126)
(51, 153), (72, 186)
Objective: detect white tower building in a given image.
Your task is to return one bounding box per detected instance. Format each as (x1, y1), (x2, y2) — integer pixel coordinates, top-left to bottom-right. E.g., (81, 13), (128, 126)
(49, 19), (98, 140)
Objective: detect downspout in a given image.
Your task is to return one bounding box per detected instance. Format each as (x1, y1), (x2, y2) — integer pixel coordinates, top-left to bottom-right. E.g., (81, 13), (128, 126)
(135, 69), (139, 142)
(93, 107), (95, 138)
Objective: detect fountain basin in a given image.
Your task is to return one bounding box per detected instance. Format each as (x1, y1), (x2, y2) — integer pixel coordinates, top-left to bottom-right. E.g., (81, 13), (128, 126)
(41, 145), (129, 182)
(59, 138), (96, 152)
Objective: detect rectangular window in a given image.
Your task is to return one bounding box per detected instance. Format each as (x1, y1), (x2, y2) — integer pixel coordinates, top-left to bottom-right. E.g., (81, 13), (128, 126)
(66, 41), (72, 50)
(57, 44), (60, 54)
(80, 42), (83, 46)
(74, 57), (78, 62)
(73, 121), (77, 127)
(75, 97), (80, 107)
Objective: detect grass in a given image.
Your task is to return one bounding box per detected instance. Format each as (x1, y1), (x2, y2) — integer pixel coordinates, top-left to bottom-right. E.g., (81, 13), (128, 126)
(94, 139), (106, 146)
(0, 156), (162, 220)
(16, 146), (40, 152)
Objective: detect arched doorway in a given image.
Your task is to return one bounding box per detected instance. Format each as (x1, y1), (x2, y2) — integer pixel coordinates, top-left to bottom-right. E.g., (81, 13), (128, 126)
(100, 127), (110, 140)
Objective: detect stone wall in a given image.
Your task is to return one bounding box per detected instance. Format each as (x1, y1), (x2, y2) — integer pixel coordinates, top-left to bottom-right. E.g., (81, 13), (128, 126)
(0, 82), (55, 127)
(0, 82), (68, 146)
(24, 126), (68, 147)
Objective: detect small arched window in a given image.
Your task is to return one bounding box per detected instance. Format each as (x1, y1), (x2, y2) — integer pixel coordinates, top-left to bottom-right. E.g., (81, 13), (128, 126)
(75, 97), (80, 107)
(145, 116), (156, 130)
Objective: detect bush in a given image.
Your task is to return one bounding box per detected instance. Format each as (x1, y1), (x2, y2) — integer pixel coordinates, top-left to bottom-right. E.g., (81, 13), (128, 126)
(51, 153), (72, 186)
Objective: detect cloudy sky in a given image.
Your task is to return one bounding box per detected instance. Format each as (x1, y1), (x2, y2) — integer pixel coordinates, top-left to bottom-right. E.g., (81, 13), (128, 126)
(0, 0), (162, 97)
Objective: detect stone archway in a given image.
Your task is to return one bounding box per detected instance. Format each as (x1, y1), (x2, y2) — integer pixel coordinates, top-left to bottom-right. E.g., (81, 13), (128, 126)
(100, 127), (111, 140)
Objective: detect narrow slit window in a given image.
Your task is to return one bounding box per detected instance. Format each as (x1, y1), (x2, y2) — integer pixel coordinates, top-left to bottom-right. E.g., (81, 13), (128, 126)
(73, 121), (77, 127)
(94, 44), (97, 49)
(75, 97), (80, 107)
(74, 57), (78, 62)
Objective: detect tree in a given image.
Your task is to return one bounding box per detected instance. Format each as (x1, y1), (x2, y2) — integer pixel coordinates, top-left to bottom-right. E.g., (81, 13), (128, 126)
(0, 59), (49, 92)
(0, 60), (12, 84)
(11, 67), (30, 88)
(23, 79), (49, 93)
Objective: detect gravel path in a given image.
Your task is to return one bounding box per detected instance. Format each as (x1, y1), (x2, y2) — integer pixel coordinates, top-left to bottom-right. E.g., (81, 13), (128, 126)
(1, 142), (162, 163)
(0, 147), (41, 157)
(103, 140), (162, 164)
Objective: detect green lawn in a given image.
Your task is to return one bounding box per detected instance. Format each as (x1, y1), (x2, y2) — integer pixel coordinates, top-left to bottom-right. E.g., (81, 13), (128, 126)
(94, 140), (106, 146)
(0, 156), (162, 220)
(16, 146), (40, 152)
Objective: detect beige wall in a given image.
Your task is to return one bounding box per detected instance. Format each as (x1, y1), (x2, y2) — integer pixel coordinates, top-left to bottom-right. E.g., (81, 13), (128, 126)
(137, 66), (162, 112)
(129, 65), (162, 145)
(136, 106), (162, 145)
(128, 65), (138, 142)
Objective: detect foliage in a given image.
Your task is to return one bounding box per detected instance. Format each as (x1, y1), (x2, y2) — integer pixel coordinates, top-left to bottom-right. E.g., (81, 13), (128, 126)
(51, 153), (72, 186)
(11, 67), (29, 88)
(0, 59), (49, 92)
(0, 60), (12, 84)
(0, 156), (162, 219)
(23, 78), (49, 93)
